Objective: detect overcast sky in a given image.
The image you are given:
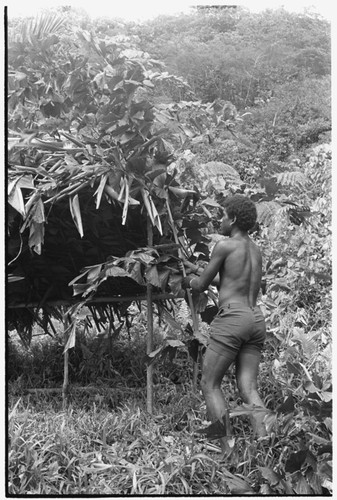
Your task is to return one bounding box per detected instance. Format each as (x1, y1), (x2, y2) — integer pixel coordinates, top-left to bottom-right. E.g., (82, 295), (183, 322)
(5, 0), (333, 21)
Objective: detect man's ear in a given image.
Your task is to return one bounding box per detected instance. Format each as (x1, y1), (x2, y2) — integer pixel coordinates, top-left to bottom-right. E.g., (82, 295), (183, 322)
(230, 216), (237, 226)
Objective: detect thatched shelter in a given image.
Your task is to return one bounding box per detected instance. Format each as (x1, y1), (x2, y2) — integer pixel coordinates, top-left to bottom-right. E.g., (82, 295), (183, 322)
(7, 14), (235, 409)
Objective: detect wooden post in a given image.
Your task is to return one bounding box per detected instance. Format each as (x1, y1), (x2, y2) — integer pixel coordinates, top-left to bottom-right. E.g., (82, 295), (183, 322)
(62, 310), (69, 410)
(146, 217), (154, 414)
(166, 199), (200, 390)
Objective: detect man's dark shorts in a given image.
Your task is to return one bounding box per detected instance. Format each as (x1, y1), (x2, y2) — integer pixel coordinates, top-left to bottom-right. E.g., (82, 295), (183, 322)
(207, 303), (266, 359)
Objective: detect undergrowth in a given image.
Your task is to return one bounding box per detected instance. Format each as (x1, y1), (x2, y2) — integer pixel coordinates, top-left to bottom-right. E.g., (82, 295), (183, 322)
(7, 326), (332, 495)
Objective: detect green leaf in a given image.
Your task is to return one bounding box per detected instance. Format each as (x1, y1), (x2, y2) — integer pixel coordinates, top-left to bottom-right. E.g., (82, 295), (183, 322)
(269, 279), (291, 292)
(193, 328), (209, 346)
(276, 394), (295, 414)
(143, 79), (154, 88)
(31, 197), (45, 224)
(168, 273), (185, 296)
(286, 362), (302, 375)
(72, 284), (91, 296)
(140, 188), (163, 234)
(87, 265), (102, 282)
(284, 449), (313, 473)
(168, 186), (196, 198)
(64, 322), (77, 352)
(127, 261), (145, 285)
(195, 417), (227, 439)
(201, 197), (222, 208)
(258, 467), (283, 486)
(187, 338), (199, 362)
(28, 221), (44, 254)
(166, 338), (185, 348)
(144, 346), (164, 365)
(94, 174), (109, 209)
(192, 291), (208, 313)
(221, 470), (253, 495)
(294, 476), (312, 495)
(145, 265), (161, 288)
(8, 275), (25, 282)
(127, 249), (157, 266)
(160, 307), (183, 332)
(157, 268), (170, 291)
(8, 179), (28, 216)
(69, 194), (84, 238)
(105, 266), (131, 278)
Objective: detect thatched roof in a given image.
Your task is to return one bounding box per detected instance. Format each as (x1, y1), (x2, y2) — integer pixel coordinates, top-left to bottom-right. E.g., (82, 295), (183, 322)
(8, 186), (153, 306)
(7, 151), (212, 345)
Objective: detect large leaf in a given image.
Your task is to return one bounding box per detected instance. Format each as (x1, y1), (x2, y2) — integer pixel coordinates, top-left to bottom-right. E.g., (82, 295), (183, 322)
(69, 194), (84, 238)
(105, 266), (131, 278)
(144, 338), (185, 366)
(258, 467), (283, 486)
(221, 469), (254, 495)
(195, 417), (227, 439)
(140, 188), (163, 234)
(8, 176), (34, 216)
(159, 307), (183, 332)
(285, 449), (316, 473)
(145, 265), (161, 288)
(64, 321), (77, 352)
(276, 394), (295, 414)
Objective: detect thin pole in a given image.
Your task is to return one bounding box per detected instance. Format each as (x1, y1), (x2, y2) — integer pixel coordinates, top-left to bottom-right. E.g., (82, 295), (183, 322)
(165, 199), (200, 390)
(62, 310), (69, 410)
(146, 217), (154, 414)
(8, 293), (175, 309)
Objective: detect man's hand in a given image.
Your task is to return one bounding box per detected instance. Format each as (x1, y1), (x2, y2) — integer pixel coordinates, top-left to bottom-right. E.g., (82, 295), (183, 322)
(179, 257), (204, 275)
(181, 274), (198, 290)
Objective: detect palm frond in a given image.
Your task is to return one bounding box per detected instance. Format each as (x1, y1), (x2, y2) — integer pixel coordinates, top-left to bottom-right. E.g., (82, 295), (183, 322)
(19, 13), (65, 43)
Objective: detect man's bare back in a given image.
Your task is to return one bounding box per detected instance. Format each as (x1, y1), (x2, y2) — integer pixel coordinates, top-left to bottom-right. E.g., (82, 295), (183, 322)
(218, 235), (262, 308)
(185, 235), (262, 307)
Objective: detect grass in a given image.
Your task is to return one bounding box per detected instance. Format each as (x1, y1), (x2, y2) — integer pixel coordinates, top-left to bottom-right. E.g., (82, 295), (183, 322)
(8, 386), (275, 495)
(7, 321), (332, 495)
(8, 378), (330, 496)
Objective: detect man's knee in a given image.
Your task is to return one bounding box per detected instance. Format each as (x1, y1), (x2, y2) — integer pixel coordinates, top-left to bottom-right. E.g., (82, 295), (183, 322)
(200, 373), (215, 394)
(200, 373), (208, 393)
(237, 380), (257, 402)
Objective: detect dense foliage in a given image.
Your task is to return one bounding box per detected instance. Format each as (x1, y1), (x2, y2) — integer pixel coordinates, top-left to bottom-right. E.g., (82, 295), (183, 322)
(7, 6), (331, 496)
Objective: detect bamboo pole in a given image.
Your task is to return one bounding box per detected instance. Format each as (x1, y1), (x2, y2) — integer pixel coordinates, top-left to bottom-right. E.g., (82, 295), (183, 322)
(165, 199), (200, 390)
(146, 217), (154, 414)
(62, 310), (69, 410)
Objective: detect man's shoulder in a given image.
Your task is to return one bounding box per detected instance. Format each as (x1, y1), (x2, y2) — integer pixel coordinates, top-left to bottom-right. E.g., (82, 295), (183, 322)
(213, 238), (236, 253)
(214, 237), (260, 253)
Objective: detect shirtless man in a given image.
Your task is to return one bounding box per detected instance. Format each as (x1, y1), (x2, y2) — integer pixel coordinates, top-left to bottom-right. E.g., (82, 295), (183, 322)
(182, 194), (267, 452)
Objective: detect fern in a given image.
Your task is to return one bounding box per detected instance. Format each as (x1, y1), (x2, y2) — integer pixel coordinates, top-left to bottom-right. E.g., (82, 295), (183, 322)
(256, 200), (281, 225)
(198, 161), (241, 184)
(275, 170), (308, 189)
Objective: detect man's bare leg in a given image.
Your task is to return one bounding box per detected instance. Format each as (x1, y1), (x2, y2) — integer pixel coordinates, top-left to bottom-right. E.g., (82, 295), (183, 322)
(200, 347), (235, 454)
(235, 350), (267, 437)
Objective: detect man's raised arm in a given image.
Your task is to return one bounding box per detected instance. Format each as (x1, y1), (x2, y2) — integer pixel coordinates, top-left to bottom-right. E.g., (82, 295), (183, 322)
(182, 241), (229, 293)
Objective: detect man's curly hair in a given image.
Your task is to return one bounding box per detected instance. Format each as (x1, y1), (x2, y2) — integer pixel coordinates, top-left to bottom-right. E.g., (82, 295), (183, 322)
(223, 195), (257, 231)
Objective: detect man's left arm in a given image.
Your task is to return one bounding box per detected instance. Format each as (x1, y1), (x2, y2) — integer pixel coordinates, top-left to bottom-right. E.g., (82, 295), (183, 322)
(183, 241), (228, 293)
